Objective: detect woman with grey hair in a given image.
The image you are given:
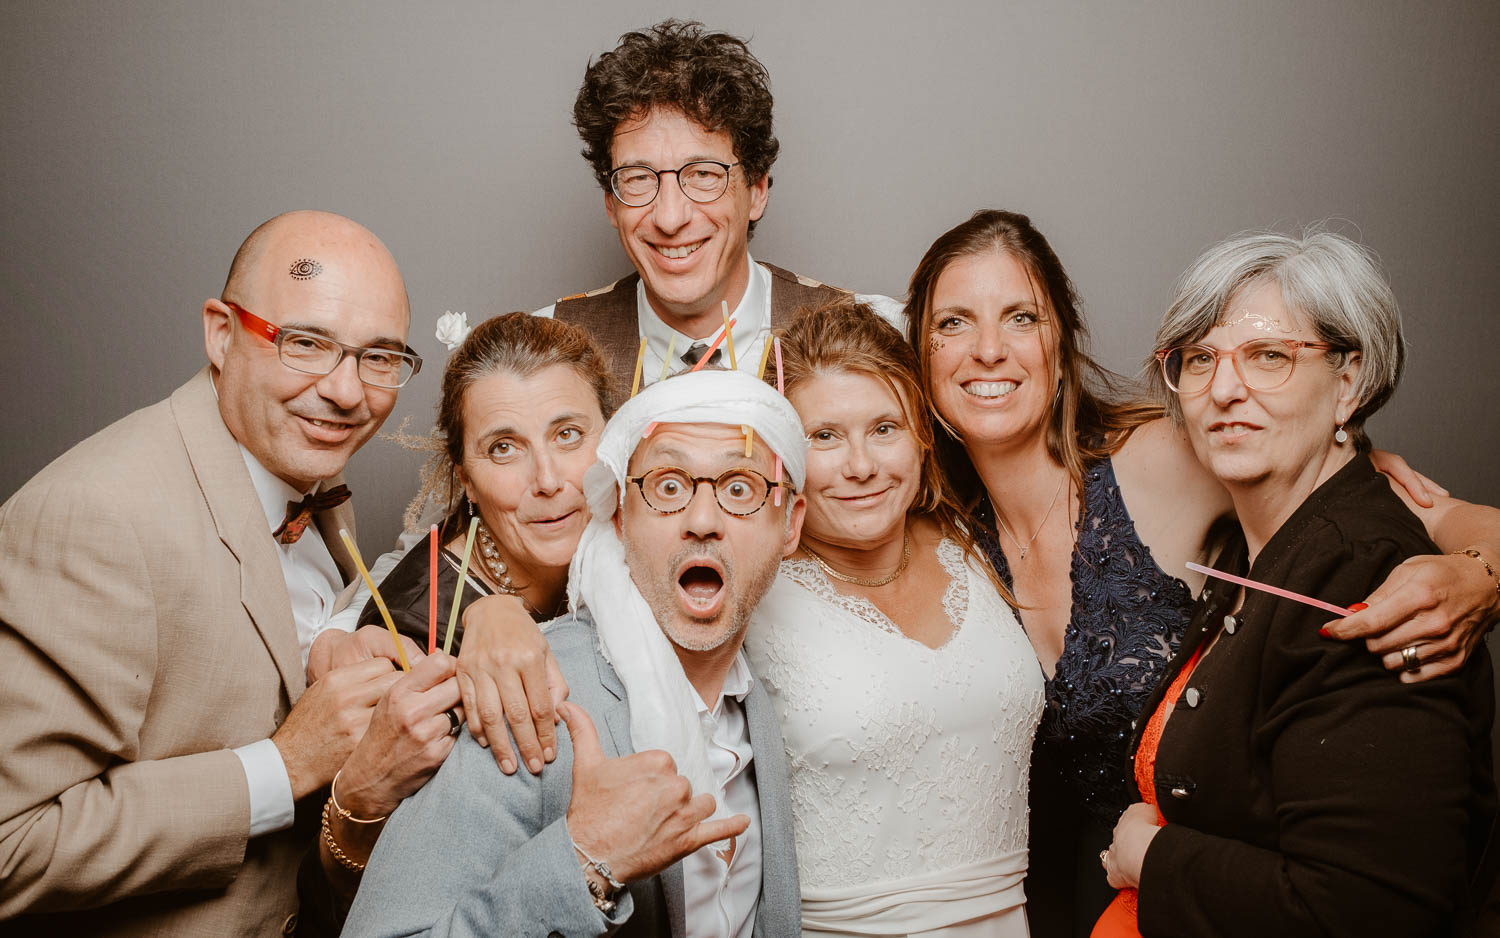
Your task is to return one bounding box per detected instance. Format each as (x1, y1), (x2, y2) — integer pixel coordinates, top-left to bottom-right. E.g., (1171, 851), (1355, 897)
(1096, 229), (1496, 937)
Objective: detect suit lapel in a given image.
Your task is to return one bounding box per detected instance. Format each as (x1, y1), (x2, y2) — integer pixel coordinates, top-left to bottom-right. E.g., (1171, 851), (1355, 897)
(171, 368), (305, 700)
(744, 681), (800, 937)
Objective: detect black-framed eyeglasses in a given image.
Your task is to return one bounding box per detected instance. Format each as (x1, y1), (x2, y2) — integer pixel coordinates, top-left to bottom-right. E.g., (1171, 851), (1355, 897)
(228, 301), (423, 389)
(1155, 338), (1338, 395)
(608, 160), (742, 207)
(626, 465), (786, 516)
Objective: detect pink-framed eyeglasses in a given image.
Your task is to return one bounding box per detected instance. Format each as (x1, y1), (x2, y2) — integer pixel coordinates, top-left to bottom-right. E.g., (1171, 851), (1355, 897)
(1155, 338), (1339, 395)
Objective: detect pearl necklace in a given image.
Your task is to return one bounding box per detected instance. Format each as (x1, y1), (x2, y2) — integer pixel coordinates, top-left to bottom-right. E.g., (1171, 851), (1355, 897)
(994, 472), (1069, 561)
(475, 520), (518, 596)
(802, 530), (911, 587)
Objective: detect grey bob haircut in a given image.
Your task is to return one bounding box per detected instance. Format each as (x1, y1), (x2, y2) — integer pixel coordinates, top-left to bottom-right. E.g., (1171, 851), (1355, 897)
(1149, 227), (1405, 449)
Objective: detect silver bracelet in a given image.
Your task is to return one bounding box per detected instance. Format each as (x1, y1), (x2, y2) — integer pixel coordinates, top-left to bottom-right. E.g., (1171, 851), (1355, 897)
(571, 837), (626, 893)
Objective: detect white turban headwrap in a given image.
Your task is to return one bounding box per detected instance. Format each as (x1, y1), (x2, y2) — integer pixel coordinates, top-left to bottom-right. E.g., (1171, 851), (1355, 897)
(565, 369), (807, 799)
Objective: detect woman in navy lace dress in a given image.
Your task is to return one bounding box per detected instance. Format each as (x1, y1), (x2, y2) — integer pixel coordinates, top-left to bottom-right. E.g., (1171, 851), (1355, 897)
(902, 210), (1500, 937)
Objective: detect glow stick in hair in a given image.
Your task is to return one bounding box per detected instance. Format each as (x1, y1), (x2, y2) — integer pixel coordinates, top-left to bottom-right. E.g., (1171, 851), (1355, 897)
(340, 529), (411, 672)
(427, 524), (439, 655)
(773, 336), (785, 506)
(756, 333), (774, 379)
(444, 516), (481, 655)
(1186, 562), (1365, 618)
(659, 337), (676, 382)
(630, 336), (647, 398)
(645, 320), (737, 439)
(721, 302), (738, 369)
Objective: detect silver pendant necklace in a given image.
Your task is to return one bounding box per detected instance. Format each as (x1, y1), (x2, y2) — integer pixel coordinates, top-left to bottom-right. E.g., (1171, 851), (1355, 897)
(994, 472), (1070, 561)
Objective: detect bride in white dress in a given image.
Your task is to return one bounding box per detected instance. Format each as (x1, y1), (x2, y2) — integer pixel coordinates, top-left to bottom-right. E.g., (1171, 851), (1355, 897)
(743, 301), (1043, 937)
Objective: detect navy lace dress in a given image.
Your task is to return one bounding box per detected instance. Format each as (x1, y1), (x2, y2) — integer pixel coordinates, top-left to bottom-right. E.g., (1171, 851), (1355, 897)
(974, 456), (1193, 938)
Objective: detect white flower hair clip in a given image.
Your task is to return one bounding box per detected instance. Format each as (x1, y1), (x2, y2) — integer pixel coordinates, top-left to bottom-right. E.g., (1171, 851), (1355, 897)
(435, 310), (472, 351)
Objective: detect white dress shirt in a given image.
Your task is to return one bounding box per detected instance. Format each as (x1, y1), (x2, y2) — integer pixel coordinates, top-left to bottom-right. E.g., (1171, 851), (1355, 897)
(229, 444), (345, 837)
(682, 651), (761, 938)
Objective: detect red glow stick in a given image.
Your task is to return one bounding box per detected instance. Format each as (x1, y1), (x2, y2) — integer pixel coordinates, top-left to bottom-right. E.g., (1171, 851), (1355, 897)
(772, 336), (784, 506)
(1185, 562), (1362, 617)
(643, 319), (737, 439)
(427, 524), (439, 654)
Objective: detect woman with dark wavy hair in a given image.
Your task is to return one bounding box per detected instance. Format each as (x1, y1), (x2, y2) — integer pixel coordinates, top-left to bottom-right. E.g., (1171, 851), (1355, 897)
(904, 210), (1500, 937)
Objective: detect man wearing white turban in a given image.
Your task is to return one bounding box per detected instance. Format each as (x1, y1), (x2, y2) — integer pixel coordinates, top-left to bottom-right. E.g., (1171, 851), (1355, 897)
(344, 369), (808, 938)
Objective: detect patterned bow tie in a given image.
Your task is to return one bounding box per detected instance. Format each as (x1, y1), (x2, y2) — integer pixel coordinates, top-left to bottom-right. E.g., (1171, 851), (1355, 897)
(273, 484), (351, 544)
(680, 342), (722, 369)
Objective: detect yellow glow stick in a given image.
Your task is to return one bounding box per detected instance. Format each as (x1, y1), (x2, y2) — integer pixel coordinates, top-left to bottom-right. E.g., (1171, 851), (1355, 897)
(756, 333), (774, 379)
(742, 425), (753, 458)
(444, 516), (480, 655)
(659, 336), (676, 381)
(339, 529), (410, 671)
(721, 301), (738, 369)
(629, 336), (647, 398)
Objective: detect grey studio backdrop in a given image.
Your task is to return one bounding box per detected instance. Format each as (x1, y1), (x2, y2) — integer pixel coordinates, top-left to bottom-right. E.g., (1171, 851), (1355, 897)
(3, 1), (1499, 753)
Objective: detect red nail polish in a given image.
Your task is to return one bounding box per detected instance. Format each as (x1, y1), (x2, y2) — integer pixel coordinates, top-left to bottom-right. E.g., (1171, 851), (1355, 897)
(1318, 627), (1333, 639)
(1348, 602), (1368, 612)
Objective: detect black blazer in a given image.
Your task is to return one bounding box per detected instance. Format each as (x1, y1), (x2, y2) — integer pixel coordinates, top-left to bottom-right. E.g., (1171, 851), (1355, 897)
(1130, 454), (1496, 938)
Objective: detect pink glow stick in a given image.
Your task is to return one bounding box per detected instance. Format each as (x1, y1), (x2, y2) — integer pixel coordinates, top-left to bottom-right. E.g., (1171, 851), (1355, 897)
(772, 336), (784, 506)
(427, 524), (439, 655)
(643, 319), (737, 439)
(1186, 562), (1361, 617)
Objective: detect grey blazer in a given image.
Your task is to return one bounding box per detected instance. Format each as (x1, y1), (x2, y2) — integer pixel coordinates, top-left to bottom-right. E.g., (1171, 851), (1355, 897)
(340, 609), (801, 938)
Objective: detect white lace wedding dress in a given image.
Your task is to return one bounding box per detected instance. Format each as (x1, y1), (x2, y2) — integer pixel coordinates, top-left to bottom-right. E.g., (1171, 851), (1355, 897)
(745, 538), (1044, 936)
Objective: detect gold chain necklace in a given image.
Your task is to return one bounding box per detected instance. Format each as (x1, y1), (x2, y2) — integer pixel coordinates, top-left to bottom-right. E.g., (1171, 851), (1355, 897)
(802, 530), (911, 587)
(994, 472), (1069, 561)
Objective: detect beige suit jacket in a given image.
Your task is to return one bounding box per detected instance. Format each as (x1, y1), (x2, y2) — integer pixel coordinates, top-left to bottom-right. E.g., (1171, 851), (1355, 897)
(0, 367), (356, 936)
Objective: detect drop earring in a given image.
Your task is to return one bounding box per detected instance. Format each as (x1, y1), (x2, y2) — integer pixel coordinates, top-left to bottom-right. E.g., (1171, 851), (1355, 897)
(1334, 424), (1348, 444)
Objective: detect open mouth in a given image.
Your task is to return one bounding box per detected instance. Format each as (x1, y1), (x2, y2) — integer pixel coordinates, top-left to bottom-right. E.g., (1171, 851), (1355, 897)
(676, 559), (726, 619)
(653, 239), (706, 260)
(962, 379), (1019, 400)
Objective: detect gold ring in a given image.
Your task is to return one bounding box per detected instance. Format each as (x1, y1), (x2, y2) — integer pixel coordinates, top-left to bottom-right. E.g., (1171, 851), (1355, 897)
(1401, 644), (1422, 673)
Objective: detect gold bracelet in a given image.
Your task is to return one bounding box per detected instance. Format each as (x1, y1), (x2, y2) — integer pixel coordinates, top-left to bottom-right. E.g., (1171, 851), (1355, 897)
(321, 796), (367, 872)
(329, 768), (388, 823)
(1452, 548), (1500, 598)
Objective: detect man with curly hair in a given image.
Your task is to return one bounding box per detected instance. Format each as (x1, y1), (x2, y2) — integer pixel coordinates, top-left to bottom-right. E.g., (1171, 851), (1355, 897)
(544, 19), (901, 390)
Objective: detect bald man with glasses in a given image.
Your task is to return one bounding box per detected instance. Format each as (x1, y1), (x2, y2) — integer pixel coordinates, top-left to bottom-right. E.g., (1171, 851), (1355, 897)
(0, 211), (430, 936)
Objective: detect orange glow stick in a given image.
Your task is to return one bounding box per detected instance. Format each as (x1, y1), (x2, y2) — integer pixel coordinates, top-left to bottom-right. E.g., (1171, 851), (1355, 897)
(721, 302), (738, 369)
(645, 321), (736, 439)
(340, 529), (410, 671)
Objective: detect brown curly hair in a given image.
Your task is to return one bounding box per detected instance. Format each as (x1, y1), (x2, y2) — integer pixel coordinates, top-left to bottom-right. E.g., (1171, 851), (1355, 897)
(574, 19), (779, 234)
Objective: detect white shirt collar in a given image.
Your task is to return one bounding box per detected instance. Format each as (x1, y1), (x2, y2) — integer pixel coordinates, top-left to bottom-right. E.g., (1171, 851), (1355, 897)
(636, 253), (770, 377)
(693, 649), (756, 717)
(237, 443), (316, 533)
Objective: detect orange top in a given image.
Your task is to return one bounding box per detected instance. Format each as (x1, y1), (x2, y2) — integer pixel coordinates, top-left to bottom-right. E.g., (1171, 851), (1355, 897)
(1090, 644), (1204, 938)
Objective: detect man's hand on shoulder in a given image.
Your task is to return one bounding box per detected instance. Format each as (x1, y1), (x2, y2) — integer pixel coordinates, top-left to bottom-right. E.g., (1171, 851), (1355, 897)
(308, 624), (424, 684)
(560, 701), (748, 885)
(273, 657), (402, 801)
